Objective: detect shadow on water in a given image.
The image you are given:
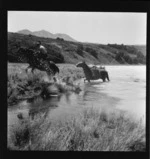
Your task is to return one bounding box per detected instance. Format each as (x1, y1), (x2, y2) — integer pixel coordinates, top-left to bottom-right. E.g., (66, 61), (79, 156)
(28, 97), (58, 120)
(8, 95), (62, 128)
(26, 91), (77, 121)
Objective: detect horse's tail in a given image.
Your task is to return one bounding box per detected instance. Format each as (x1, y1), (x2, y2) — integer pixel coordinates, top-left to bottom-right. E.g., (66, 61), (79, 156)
(49, 61), (59, 75)
(55, 65), (59, 74)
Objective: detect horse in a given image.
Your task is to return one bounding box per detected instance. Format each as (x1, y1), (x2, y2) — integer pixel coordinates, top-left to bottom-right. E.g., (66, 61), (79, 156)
(17, 47), (59, 77)
(76, 61), (110, 83)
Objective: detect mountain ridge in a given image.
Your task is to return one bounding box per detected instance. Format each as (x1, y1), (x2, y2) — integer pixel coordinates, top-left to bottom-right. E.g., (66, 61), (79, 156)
(17, 29), (77, 42)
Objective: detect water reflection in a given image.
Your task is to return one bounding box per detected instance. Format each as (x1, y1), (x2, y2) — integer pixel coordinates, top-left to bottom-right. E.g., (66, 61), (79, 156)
(8, 81), (120, 125)
(28, 96), (61, 120)
(63, 92), (74, 103)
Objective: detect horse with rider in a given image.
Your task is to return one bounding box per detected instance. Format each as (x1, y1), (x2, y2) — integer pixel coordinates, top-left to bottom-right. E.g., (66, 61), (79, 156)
(17, 41), (59, 77)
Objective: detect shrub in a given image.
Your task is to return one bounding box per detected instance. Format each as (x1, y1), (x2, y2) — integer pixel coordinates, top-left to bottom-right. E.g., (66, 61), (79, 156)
(76, 44), (84, 56)
(45, 44), (65, 63)
(85, 47), (98, 58)
(56, 37), (64, 41)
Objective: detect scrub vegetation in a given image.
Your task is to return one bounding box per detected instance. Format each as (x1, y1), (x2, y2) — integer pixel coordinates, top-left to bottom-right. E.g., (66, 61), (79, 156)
(8, 32), (146, 65)
(8, 108), (145, 151)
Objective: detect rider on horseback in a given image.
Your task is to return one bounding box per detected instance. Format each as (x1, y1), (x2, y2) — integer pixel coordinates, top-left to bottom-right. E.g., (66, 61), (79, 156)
(17, 41), (59, 76)
(35, 41), (48, 61)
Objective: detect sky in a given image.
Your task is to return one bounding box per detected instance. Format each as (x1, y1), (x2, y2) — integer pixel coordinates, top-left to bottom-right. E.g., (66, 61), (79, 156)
(8, 11), (147, 45)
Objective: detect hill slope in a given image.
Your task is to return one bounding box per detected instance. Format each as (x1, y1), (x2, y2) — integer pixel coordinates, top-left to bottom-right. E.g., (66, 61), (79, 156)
(17, 29), (77, 42)
(133, 45), (146, 56)
(8, 32), (146, 65)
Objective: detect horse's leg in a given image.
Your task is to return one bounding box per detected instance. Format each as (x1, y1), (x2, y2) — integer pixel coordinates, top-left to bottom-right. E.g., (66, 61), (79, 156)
(106, 73), (110, 81)
(25, 66), (30, 73)
(100, 72), (107, 82)
(31, 68), (35, 74)
(102, 78), (106, 82)
(47, 72), (51, 77)
(46, 71), (53, 81)
(102, 74), (106, 82)
(53, 76), (57, 82)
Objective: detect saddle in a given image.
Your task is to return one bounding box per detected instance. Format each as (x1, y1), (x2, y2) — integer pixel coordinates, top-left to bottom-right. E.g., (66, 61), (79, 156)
(29, 49), (48, 64)
(90, 67), (100, 79)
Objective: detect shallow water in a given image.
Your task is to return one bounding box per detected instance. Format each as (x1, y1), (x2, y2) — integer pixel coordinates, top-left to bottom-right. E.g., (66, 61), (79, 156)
(101, 65), (146, 120)
(8, 65), (146, 128)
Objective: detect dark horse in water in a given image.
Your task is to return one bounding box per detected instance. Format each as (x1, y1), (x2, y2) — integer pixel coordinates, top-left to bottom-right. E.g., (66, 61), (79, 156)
(76, 61), (110, 83)
(17, 47), (59, 76)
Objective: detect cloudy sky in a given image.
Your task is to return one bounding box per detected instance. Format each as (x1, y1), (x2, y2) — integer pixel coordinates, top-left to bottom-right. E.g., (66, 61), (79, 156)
(8, 11), (147, 45)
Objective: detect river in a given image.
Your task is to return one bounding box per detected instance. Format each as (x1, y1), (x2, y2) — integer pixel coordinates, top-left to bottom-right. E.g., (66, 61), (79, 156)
(8, 65), (146, 129)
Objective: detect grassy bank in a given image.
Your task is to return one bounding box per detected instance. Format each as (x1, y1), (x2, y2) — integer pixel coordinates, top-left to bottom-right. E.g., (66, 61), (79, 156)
(7, 107), (145, 151)
(8, 63), (84, 106)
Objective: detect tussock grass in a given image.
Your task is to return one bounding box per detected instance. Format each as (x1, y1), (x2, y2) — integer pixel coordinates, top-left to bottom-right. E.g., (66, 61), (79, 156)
(8, 72), (45, 106)
(8, 108), (145, 151)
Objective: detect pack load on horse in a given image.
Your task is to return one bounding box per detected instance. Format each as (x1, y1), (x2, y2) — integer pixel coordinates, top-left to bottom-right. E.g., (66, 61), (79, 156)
(76, 61), (110, 83)
(17, 41), (59, 77)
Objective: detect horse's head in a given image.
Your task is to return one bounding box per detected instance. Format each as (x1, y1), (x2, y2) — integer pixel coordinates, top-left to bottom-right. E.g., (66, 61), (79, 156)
(17, 47), (29, 57)
(18, 47), (34, 55)
(76, 61), (86, 68)
(16, 47), (28, 62)
(76, 61), (93, 81)
(17, 47), (35, 62)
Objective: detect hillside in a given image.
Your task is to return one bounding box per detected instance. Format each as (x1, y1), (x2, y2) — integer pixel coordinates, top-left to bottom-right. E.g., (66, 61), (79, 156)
(17, 29), (77, 42)
(8, 32), (146, 65)
(133, 45), (146, 56)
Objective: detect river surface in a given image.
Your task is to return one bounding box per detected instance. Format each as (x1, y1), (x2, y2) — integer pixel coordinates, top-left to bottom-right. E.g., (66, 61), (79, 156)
(8, 65), (146, 129)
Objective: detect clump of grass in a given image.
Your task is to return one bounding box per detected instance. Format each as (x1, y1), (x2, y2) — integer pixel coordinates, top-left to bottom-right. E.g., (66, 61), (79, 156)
(8, 119), (30, 150)
(55, 77), (82, 94)
(57, 64), (84, 81)
(8, 108), (145, 151)
(7, 72), (45, 106)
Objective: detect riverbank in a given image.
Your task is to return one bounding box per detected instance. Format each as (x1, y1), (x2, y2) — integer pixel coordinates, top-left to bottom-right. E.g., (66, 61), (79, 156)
(8, 107), (145, 151)
(8, 63), (84, 106)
